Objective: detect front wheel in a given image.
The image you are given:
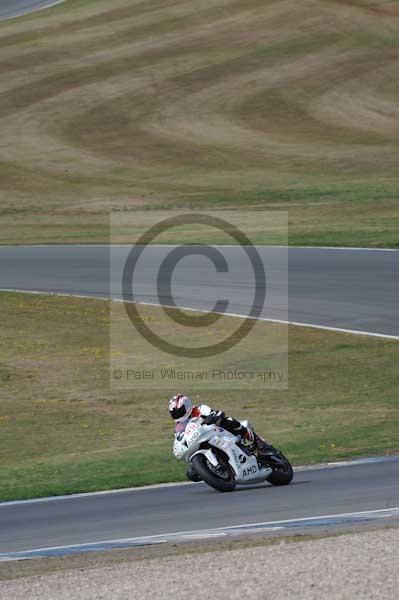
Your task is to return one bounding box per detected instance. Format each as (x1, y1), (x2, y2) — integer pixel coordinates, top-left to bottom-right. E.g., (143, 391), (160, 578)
(265, 450), (294, 486)
(186, 464), (202, 483)
(191, 454), (236, 492)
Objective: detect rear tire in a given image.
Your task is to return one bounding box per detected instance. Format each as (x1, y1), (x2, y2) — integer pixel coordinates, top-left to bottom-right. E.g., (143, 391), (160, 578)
(191, 454), (236, 492)
(266, 451), (294, 486)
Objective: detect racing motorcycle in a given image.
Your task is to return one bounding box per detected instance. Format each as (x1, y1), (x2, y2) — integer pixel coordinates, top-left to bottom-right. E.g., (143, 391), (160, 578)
(173, 417), (293, 492)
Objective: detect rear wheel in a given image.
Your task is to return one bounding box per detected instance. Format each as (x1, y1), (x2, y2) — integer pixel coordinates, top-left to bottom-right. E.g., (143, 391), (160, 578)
(191, 454), (236, 492)
(264, 449), (294, 486)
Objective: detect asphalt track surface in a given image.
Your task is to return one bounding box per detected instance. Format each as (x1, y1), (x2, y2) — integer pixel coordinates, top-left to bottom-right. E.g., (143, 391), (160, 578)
(1, 457), (399, 558)
(0, 0), (63, 21)
(0, 245), (398, 337)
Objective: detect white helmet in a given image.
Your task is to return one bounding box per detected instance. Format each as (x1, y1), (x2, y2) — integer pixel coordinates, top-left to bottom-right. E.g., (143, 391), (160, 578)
(169, 394), (192, 422)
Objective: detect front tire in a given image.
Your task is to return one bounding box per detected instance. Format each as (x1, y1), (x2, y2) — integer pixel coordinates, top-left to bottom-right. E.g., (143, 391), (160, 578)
(186, 465), (202, 483)
(191, 454), (236, 492)
(265, 450), (294, 486)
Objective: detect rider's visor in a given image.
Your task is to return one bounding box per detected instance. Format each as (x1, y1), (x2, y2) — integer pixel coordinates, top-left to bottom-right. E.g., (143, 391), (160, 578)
(171, 405), (186, 420)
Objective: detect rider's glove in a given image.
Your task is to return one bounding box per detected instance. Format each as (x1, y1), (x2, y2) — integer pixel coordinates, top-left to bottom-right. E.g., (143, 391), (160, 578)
(202, 410), (225, 425)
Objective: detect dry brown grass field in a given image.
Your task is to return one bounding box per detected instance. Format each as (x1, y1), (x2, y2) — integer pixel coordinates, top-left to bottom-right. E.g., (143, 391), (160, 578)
(0, 0), (399, 245)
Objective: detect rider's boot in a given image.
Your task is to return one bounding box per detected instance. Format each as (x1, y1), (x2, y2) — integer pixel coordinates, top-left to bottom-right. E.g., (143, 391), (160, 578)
(240, 428), (256, 451)
(254, 433), (275, 457)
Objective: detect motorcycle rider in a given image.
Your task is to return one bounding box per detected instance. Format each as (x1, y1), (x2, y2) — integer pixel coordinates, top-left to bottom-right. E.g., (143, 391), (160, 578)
(169, 394), (273, 481)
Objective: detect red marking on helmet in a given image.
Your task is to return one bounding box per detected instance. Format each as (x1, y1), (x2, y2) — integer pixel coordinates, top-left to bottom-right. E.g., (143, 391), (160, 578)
(174, 394), (184, 406)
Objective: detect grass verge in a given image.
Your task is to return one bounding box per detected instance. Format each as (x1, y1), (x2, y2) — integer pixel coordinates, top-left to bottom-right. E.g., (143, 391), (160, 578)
(0, 291), (398, 501)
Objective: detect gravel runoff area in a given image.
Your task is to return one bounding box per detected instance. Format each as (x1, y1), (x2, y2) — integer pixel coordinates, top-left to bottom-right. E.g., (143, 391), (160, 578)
(2, 528), (398, 600)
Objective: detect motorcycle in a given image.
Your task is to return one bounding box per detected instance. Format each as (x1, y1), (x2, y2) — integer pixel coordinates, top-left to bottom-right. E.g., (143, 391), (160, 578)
(173, 417), (293, 492)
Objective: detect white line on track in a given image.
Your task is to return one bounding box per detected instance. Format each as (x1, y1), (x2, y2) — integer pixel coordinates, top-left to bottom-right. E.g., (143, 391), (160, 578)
(0, 0), (65, 22)
(1, 288), (399, 341)
(2, 244), (399, 251)
(1, 455), (398, 508)
(128, 300), (399, 341)
(1, 506), (399, 561)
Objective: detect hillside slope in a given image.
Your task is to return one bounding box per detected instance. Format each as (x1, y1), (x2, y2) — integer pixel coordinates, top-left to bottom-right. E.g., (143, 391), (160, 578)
(1, 0), (399, 245)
